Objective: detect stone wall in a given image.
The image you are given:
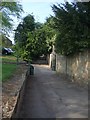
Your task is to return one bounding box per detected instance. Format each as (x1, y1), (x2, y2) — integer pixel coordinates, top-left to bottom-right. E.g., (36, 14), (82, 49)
(56, 55), (66, 73)
(51, 50), (90, 85)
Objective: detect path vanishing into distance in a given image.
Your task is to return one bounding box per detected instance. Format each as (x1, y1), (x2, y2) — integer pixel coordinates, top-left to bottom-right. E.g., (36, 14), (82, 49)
(18, 64), (88, 118)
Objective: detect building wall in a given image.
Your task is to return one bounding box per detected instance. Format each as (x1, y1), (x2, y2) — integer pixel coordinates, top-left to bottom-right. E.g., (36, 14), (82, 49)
(50, 50), (90, 86)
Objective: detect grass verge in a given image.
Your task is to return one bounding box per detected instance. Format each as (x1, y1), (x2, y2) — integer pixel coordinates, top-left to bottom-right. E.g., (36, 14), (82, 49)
(0, 55), (24, 82)
(0, 55), (23, 63)
(2, 63), (17, 82)
(1, 55), (17, 63)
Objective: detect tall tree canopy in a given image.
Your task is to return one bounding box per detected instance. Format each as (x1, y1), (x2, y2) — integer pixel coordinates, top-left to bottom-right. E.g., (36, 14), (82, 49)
(14, 14), (35, 61)
(14, 15), (55, 61)
(0, 0), (23, 35)
(52, 2), (90, 55)
(43, 16), (56, 51)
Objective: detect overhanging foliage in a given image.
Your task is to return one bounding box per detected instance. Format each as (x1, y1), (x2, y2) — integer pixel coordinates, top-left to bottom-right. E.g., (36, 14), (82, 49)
(52, 2), (90, 55)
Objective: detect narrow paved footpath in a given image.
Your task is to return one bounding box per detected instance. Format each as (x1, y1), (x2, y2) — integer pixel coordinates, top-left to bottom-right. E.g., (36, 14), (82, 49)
(18, 65), (88, 118)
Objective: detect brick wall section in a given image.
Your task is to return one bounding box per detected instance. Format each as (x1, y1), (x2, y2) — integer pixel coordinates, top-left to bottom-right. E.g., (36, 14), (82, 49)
(50, 50), (90, 85)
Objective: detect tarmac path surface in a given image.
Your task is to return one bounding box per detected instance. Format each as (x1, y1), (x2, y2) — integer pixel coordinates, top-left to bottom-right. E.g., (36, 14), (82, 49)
(18, 64), (88, 118)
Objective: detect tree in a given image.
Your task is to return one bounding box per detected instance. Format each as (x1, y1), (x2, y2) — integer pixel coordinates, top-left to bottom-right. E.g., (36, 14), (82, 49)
(52, 2), (90, 55)
(14, 14), (56, 61)
(15, 14), (35, 47)
(14, 14), (36, 61)
(0, 0), (23, 35)
(26, 17), (56, 60)
(42, 16), (56, 53)
(26, 29), (48, 60)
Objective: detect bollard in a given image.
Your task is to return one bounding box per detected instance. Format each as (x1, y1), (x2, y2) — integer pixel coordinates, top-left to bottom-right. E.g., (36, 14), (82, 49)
(29, 65), (34, 75)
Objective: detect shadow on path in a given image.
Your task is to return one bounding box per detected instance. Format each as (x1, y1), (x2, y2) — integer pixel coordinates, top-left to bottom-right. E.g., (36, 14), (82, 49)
(18, 64), (88, 118)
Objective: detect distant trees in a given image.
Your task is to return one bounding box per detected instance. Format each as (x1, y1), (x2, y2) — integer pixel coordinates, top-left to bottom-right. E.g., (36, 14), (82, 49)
(52, 2), (90, 55)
